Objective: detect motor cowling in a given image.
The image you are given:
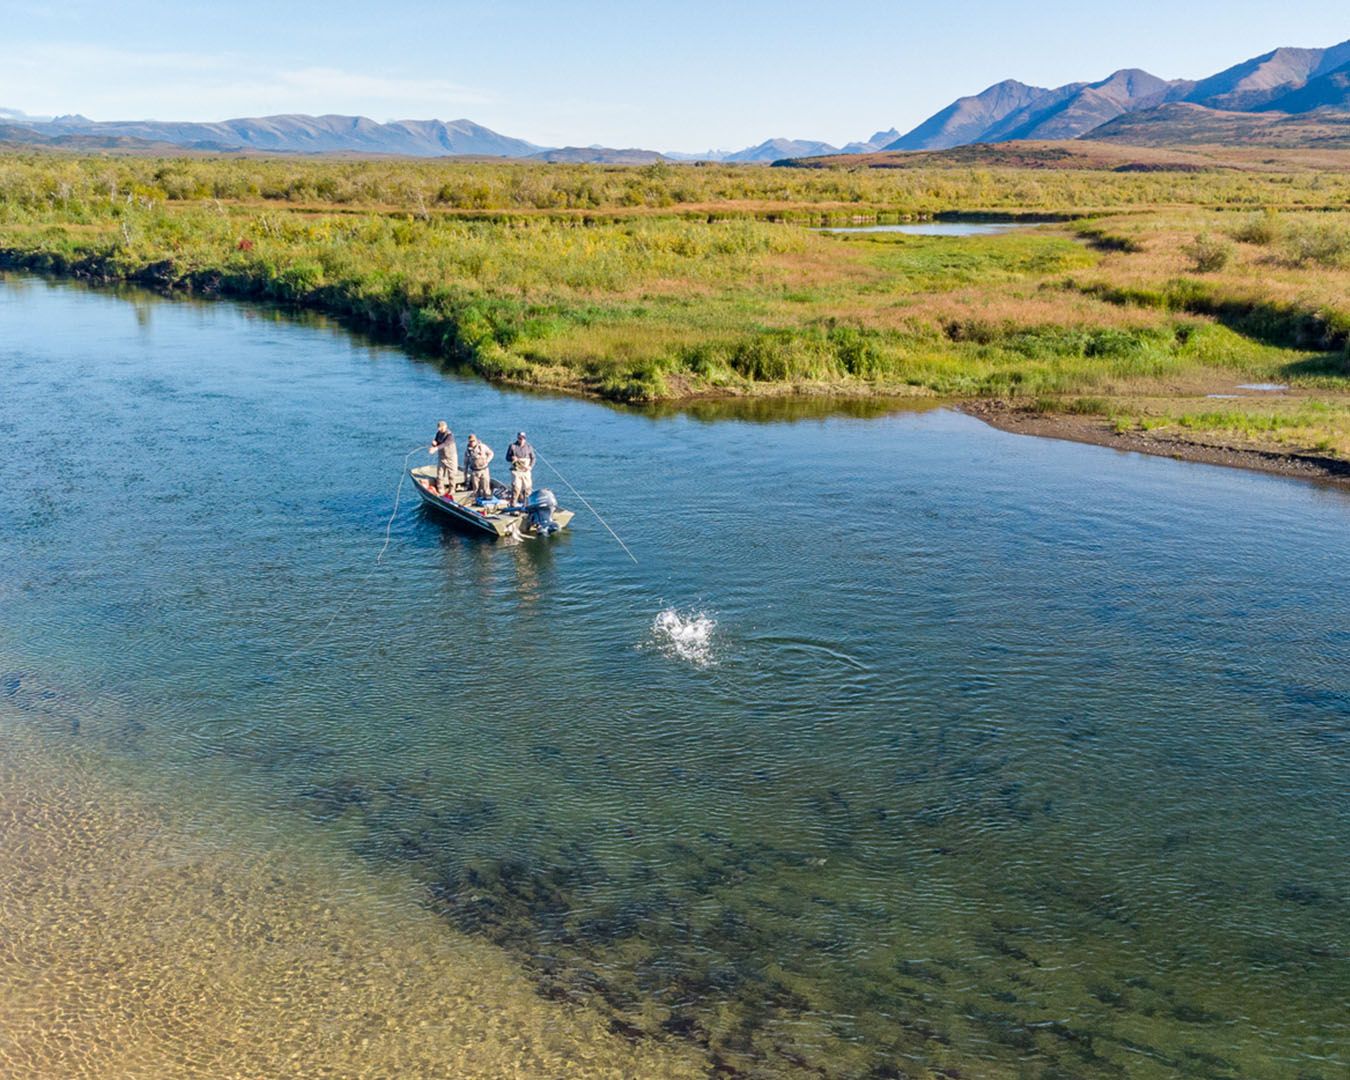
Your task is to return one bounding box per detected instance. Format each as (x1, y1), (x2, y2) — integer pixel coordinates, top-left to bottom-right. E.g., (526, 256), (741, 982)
(525, 488), (559, 534)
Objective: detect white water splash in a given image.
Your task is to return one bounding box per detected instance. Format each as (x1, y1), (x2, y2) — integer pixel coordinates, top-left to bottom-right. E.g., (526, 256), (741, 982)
(651, 608), (717, 667)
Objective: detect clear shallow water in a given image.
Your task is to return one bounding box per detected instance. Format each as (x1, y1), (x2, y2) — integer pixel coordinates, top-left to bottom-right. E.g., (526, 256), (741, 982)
(1, 274), (1347, 1078)
(0, 721), (708, 1079)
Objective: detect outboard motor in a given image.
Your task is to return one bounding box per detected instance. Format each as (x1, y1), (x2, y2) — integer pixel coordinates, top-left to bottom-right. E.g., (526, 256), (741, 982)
(524, 488), (559, 534)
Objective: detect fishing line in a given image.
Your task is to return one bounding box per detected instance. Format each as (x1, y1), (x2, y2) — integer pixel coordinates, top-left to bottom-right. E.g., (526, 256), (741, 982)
(118, 442), (421, 739)
(100, 436), (657, 745)
(253, 437), (642, 667)
(376, 446), (420, 565)
(536, 449), (639, 565)
(531, 451), (715, 669)
(276, 444), (424, 665)
(199, 443), (424, 741)
(291, 443), (640, 663)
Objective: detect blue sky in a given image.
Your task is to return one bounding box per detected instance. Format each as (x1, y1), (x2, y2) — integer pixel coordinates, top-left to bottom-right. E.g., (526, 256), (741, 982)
(1, 1), (1346, 150)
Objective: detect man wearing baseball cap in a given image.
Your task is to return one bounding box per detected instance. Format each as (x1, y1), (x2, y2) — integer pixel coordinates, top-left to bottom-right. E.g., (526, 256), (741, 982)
(506, 431), (536, 507)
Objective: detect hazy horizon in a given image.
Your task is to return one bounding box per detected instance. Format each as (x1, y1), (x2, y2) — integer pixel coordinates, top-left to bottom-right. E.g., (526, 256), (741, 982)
(1, 0), (1347, 152)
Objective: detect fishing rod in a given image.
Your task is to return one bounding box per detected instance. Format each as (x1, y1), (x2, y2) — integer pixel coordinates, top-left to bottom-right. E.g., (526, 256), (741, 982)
(219, 440), (633, 719)
(180, 439), (649, 743)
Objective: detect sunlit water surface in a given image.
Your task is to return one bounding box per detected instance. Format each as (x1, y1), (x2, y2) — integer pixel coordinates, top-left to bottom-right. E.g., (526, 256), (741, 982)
(815, 221), (1028, 235)
(1, 275), (1346, 1078)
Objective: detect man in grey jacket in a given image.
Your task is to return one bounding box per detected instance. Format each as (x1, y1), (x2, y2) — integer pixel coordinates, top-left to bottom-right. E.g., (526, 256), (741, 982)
(427, 421), (458, 495)
(506, 431), (536, 506)
(464, 434), (494, 499)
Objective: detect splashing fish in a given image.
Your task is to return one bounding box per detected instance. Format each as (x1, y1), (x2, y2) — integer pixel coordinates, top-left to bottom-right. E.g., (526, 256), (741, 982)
(651, 608), (717, 667)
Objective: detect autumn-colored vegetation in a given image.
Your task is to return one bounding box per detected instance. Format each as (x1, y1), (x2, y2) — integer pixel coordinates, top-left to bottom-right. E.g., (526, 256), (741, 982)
(0, 150), (1346, 455)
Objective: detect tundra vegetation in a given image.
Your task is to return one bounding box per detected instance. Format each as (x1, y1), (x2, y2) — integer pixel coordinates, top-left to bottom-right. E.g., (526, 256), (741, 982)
(0, 151), (1347, 458)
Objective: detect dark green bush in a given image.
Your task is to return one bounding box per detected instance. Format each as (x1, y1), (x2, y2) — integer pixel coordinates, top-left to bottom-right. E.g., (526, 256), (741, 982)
(1181, 233), (1232, 273)
(1229, 209), (1281, 246)
(1278, 220), (1350, 269)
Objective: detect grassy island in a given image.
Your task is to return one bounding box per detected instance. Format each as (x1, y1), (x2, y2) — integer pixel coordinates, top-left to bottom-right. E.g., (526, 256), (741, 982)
(1, 148), (1347, 467)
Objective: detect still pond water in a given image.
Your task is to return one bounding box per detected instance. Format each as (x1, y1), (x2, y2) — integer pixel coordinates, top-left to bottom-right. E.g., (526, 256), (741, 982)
(1, 274), (1346, 1078)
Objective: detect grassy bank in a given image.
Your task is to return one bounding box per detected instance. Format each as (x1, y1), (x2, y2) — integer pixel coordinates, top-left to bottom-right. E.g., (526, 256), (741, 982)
(6, 150), (1350, 216)
(1, 151), (1347, 457)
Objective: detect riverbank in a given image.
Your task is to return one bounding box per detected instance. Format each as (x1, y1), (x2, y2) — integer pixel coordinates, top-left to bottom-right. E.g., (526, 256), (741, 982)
(2, 151), (1346, 467)
(963, 398), (1350, 487)
(6, 246), (1345, 482)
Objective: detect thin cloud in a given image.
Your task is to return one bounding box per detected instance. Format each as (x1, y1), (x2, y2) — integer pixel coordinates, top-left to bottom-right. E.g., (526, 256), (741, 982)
(274, 67), (496, 109)
(0, 42), (495, 120)
(10, 42), (236, 73)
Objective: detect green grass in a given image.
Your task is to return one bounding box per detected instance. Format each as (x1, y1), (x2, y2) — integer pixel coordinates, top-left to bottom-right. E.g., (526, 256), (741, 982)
(1171, 405), (1331, 432)
(1051, 395), (1350, 457)
(0, 199), (1334, 403)
(4, 151), (1350, 219)
(0, 153), (1346, 461)
(838, 230), (1095, 290)
(0, 198), (1112, 398)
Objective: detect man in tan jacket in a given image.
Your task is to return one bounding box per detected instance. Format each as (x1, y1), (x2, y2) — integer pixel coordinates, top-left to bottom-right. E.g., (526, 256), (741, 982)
(464, 434), (494, 499)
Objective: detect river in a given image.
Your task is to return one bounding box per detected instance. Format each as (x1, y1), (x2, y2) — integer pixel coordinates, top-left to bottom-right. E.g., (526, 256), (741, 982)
(815, 221), (1029, 235)
(1, 273), (1346, 1078)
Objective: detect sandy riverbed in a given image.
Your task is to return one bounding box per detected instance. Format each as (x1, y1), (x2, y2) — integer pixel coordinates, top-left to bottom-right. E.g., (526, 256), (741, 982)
(0, 715), (708, 1079)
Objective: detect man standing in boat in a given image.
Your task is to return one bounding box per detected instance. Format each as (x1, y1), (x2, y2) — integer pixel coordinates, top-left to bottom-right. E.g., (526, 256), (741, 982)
(506, 431), (536, 506)
(464, 434), (494, 499)
(428, 421), (458, 496)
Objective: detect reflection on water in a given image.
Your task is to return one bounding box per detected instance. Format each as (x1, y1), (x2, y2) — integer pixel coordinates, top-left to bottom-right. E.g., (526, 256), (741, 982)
(1, 274), (1348, 1078)
(638, 393), (944, 425)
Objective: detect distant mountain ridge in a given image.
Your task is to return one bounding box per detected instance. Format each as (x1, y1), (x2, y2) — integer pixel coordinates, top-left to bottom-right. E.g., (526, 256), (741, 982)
(1086, 102), (1350, 148)
(880, 37), (1350, 151)
(1185, 41), (1350, 110)
(3, 37), (1349, 162)
(887, 80), (1054, 150)
(0, 122), (189, 152)
(1256, 60), (1350, 114)
(722, 137), (842, 163)
(4, 113), (545, 157)
(983, 69), (1188, 142)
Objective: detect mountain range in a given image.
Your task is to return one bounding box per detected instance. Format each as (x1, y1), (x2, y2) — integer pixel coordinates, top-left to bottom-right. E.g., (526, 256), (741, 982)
(2, 37), (1348, 160)
(0, 112), (543, 157)
(882, 39), (1350, 151)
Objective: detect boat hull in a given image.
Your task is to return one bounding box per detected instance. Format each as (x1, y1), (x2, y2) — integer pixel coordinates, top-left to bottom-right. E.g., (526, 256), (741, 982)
(409, 466), (573, 539)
